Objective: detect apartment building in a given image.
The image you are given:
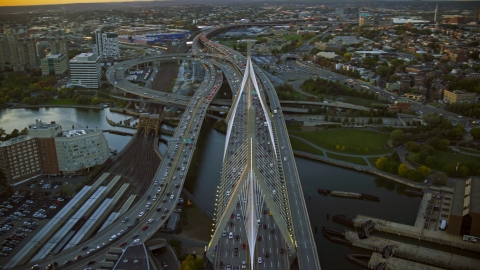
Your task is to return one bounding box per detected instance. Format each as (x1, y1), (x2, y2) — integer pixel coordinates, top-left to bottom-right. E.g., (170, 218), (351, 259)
(70, 52), (101, 89)
(49, 36), (69, 56)
(0, 136), (42, 185)
(443, 90), (476, 104)
(0, 34), (38, 71)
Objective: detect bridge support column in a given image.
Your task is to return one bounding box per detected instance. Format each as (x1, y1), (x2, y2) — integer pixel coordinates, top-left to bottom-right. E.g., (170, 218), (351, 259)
(124, 90), (126, 96)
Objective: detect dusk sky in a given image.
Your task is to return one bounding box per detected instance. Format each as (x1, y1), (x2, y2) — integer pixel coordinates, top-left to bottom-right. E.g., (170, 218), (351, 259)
(1, 0), (153, 7)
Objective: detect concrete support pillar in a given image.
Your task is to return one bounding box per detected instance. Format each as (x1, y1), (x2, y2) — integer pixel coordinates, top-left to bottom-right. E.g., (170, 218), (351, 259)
(123, 90), (126, 96)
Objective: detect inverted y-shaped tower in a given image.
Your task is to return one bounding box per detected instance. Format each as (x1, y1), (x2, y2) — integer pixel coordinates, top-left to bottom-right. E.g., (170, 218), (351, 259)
(207, 43), (295, 269)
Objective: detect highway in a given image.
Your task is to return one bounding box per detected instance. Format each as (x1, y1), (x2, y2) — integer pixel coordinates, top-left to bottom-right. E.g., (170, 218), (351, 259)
(9, 25), (319, 270)
(200, 33), (320, 269)
(7, 60), (222, 270)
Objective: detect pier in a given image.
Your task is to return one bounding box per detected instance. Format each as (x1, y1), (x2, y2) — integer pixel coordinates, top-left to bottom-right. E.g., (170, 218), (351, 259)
(354, 214), (480, 253)
(344, 230), (480, 270)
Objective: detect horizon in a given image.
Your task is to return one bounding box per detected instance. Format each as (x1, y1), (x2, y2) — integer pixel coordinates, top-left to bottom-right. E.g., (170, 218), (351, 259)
(2, 0), (479, 8)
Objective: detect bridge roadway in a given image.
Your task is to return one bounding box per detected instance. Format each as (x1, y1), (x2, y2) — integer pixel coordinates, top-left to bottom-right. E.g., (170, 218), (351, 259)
(6, 62), (221, 269)
(201, 32), (321, 269)
(201, 39), (321, 269)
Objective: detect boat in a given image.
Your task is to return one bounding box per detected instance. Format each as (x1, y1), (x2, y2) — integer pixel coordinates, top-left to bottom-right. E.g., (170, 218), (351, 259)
(346, 254), (371, 268)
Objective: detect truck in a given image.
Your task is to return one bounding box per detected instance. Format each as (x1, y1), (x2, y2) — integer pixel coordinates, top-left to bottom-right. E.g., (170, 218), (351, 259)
(439, 220), (447, 230)
(273, 110), (278, 114)
(463, 235), (478, 243)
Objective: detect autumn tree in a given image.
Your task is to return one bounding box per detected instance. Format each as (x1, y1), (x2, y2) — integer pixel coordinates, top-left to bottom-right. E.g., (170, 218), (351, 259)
(375, 156), (387, 170)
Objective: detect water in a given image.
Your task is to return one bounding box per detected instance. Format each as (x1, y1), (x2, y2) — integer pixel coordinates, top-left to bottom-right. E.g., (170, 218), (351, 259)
(0, 107), (134, 153)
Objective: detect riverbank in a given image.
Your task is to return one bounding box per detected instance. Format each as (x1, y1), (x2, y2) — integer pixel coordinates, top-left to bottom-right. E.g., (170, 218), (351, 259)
(293, 150), (453, 194)
(10, 104), (104, 110)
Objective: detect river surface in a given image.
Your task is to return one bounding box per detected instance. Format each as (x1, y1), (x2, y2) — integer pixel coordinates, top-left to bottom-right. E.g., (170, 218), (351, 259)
(0, 108), (454, 269)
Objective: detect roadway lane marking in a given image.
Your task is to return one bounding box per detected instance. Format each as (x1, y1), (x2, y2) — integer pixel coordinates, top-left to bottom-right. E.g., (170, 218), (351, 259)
(302, 230), (304, 235)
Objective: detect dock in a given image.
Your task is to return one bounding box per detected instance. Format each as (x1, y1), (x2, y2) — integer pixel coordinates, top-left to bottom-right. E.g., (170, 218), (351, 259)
(344, 230), (480, 270)
(318, 188), (380, 201)
(354, 214), (480, 253)
(103, 129), (135, 136)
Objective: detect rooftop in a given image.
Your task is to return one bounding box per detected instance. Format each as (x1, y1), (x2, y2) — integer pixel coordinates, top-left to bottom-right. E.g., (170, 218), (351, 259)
(58, 129), (100, 138)
(0, 135), (33, 147)
(451, 177), (480, 216)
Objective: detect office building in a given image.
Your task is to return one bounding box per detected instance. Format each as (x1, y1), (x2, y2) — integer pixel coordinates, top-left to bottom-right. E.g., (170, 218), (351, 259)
(29, 120), (62, 175)
(0, 136), (42, 185)
(443, 90), (476, 104)
(55, 128), (109, 174)
(41, 53), (69, 78)
(94, 27), (120, 59)
(70, 52), (101, 89)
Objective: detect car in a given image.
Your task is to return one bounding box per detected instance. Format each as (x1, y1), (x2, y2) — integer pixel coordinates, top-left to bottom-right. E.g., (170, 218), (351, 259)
(229, 232), (233, 239)
(164, 208), (169, 213)
(31, 264), (40, 270)
(87, 260), (95, 265)
(64, 260), (72, 265)
(148, 219), (154, 223)
(122, 217), (129, 223)
(133, 238), (141, 244)
(87, 249), (96, 254)
(222, 230), (226, 237)
(242, 261), (246, 269)
(161, 261), (168, 268)
(75, 255), (82, 260)
(280, 248), (284, 254)
(117, 230), (124, 236)
(161, 215), (166, 219)
(142, 226), (149, 231)
(264, 252), (269, 258)
(97, 243), (105, 249)
(138, 212), (144, 217)
(132, 234), (139, 238)
(258, 257), (262, 264)
(119, 241), (127, 247)
(109, 235), (117, 241)
(257, 235), (262, 241)
(234, 247), (239, 256)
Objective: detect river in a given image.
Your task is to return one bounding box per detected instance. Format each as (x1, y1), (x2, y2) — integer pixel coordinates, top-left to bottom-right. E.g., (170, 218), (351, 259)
(0, 108), (433, 269)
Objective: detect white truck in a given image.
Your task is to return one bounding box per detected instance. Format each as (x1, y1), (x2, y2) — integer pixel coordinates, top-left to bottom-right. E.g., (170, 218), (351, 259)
(273, 110), (277, 114)
(463, 235), (478, 243)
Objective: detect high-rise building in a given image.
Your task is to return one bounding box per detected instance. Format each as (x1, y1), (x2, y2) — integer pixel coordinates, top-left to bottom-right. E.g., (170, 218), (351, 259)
(70, 52), (101, 89)
(93, 27), (120, 59)
(41, 53), (69, 78)
(0, 34), (38, 71)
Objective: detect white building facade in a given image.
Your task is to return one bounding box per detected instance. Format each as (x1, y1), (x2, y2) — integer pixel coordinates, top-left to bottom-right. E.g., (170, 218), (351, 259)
(94, 27), (119, 59)
(54, 129), (109, 173)
(69, 52), (101, 89)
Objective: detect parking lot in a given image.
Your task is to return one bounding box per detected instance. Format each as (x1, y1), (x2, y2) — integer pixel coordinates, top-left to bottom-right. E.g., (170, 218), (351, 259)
(0, 175), (85, 266)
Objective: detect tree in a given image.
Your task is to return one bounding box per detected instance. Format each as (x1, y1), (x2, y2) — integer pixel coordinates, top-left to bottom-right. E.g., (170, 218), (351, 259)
(398, 163), (409, 177)
(418, 165), (431, 178)
(91, 97), (100, 105)
(375, 156), (387, 170)
(390, 129), (405, 145)
(471, 128), (480, 139)
(432, 172), (448, 186)
(425, 156), (437, 167)
(181, 254), (196, 270)
(20, 127), (28, 135)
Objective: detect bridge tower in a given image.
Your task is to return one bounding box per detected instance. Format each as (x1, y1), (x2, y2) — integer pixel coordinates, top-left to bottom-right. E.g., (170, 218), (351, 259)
(146, 114), (162, 136)
(137, 113), (150, 134)
(206, 41), (296, 269)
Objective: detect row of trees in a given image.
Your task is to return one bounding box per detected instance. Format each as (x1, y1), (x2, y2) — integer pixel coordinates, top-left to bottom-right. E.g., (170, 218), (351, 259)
(181, 254), (204, 270)
(0, 127), (28, 142)
(300, 77), (377, 100)
(375, 155), (431, 183)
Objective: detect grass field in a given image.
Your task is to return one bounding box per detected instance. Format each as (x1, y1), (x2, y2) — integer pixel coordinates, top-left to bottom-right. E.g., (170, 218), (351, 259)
(45, 99), (77, 105)
(326, 152), (368, 166)
(431, 148), (480, 171)
(289, 136), (324, 156)
(290, 129), (391, 155)
(286, 125), (302, 132)
(456, 147), (480, 155)
(178, 204), (212, 242)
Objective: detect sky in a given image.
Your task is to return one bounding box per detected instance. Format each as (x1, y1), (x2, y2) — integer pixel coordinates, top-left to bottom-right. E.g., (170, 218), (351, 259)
(0, 0), (149, 7)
